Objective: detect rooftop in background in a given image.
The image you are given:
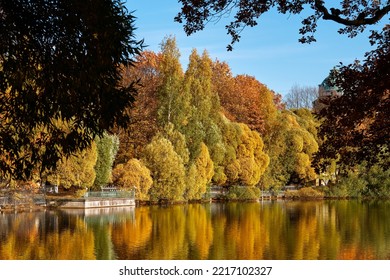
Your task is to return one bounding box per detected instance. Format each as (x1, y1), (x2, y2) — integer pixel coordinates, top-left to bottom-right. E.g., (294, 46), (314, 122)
(319, 76), (340, 92)
(313, 75), (343, 113)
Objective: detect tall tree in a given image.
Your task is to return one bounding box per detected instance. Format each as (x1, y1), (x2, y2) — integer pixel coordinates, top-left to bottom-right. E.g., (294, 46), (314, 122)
(115, 51), (161, 163)
(0, 0), (143, 179)
(182, 49), (224, 162)
(93, 132), (119, 189)
(157, 36), (187, 128)
(315, 27), (390, 170)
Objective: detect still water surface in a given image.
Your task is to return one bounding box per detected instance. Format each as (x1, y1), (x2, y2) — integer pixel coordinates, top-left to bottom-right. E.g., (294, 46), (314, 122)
(1, 200), (390, 260)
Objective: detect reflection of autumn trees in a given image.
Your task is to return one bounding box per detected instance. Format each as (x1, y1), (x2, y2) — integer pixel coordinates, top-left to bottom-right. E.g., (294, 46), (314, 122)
(0, 212), (95, 259)
(288, 202), (321, 259)
(208, 201), (390, 260)
(111, 207), (152, 259)
(224, 203), (264, 259)
(2, 201), (390, 259)
(186, 204), (213, 259)
(147, 206), (187, 259)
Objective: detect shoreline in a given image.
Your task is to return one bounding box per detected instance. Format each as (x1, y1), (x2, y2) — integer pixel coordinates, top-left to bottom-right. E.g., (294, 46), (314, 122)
(3, 195), (389, 213)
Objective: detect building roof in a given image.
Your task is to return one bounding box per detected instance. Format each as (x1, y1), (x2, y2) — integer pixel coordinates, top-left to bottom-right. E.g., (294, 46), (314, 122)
(319, 75), (339, 91)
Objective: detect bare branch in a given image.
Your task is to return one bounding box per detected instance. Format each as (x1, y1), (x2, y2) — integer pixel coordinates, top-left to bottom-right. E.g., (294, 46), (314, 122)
(315, 0), (390, 26)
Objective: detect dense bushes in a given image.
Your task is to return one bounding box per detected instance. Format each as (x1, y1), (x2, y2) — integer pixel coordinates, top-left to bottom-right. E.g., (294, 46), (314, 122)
(225, 186), (261, 200)
(323, 165), (390, 198)
(284, 187), (324, 199)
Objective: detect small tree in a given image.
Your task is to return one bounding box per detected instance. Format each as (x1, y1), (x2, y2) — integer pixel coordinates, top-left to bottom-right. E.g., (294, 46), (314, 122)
(93, 132), (119, 189)
(186, 143), (214, 200)
(142, 136), (186, 201)
(47, 143), (98, 191)
(112, 159), (153, 201)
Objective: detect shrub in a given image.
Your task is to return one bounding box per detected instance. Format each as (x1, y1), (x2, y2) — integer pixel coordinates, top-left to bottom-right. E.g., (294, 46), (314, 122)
(324, 164), (390, 198)
(226, 186), (260, 200)
(285, 187), (324, 199)
(324, 173), (366, 198)
(112, 158), (153, 201)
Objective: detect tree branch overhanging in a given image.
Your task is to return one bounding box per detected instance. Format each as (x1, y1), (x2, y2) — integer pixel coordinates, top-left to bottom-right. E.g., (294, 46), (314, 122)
(315, 0), (390, 26)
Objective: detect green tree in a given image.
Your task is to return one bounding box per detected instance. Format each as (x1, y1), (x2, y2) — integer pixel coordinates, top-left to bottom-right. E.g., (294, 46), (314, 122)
(181, 49), (210, 160)
(157, 36), (188, 128)
(0, 0), (143, 179)
(142, 135), (186, 201)
(93, 132), (119, 189)
(182, 49), (226, 170)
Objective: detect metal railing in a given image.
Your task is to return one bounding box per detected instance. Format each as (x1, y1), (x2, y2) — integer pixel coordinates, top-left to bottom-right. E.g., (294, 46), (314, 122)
(0, 191), (46, 208)
(84, 190), (135, 199)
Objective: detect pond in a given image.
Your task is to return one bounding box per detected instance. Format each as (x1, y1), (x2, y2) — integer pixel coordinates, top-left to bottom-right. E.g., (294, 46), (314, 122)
(1, 200), (390, 260)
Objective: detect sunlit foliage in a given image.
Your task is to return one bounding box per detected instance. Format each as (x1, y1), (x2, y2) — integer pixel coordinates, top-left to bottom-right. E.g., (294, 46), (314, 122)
(142, 135), (186, 201)
(93, 132), (119, 189)
(112, 158), (153, 200)
(47, 142), (97, 190)
(186, 142), (214, 200)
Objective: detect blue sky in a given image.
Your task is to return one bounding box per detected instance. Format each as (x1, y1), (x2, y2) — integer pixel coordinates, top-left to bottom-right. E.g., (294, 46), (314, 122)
(126, 1), (376, 97)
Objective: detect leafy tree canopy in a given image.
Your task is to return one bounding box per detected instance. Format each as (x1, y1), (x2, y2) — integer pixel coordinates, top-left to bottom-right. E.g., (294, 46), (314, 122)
(174, 1), (389, 170)
(112, 158), (153, 200)
(315, 27), (390, 170)
(0, 0), (143, 179)
(47, 142), (97, 190)
(142, 135), (186, 201)
(175, 0), (389, 50)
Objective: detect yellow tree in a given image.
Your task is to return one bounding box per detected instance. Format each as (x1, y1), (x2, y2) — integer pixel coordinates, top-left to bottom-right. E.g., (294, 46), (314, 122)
(236, 123), (269, 186)
(186, 143), (214, 200)
(262, 110), (318, 188)
(142, 136), (186, 201)
(112, 159), (153, 201)
(47, 142), (97, 192)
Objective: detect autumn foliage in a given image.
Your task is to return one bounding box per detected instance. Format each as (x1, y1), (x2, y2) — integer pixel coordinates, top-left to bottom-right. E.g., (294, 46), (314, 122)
(2, 36), (328, 202)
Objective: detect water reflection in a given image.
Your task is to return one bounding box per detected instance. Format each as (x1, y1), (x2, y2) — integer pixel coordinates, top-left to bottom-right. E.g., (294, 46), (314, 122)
(1, 201), (390, 260)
